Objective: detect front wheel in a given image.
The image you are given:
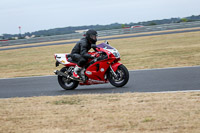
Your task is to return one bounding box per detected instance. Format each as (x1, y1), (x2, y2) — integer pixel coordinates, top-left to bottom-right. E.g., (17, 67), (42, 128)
(108, 64), (129, 87)
(58, 67), (79, 90)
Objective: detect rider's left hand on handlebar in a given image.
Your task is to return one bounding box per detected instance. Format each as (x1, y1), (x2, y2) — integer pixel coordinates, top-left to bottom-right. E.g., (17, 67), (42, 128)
(90, 54), (96, 59)
(95, 47), (100, 51)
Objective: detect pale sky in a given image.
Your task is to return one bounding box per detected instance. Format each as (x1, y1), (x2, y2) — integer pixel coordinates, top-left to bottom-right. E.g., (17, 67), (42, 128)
(0, 0), (199, 35)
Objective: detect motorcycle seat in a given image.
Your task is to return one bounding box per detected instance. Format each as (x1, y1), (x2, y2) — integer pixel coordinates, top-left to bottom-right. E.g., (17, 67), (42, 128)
(66, 54), (72, 58)
(67, 55), (78, 64)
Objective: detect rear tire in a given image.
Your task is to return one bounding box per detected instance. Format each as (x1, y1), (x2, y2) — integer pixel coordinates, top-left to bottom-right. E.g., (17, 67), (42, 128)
(108, 64), (129, 87)
(58, 67), (79, 90)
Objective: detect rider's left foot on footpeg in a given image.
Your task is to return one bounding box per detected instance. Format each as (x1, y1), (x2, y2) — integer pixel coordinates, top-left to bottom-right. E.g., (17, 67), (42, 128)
(72, 72), (80, 79)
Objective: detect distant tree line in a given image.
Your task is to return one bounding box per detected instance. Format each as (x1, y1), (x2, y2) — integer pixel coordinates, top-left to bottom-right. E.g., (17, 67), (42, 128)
(1, 15), (200, 40)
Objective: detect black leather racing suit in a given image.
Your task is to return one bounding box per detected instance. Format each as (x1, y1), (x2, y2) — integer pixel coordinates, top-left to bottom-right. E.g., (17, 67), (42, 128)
(71, 38), (97, 67)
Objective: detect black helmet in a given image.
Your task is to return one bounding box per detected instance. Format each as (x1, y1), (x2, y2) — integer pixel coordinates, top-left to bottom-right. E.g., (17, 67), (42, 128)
(86, 29), (98, 44)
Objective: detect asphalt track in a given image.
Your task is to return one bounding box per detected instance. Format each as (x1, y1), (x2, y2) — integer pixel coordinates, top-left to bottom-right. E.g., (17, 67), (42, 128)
(1, 28), (200, 51)
(0, 66), (200, 98)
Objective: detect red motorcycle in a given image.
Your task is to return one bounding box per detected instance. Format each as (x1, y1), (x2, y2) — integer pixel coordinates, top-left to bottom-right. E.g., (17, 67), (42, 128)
(54, 42), (129, 90)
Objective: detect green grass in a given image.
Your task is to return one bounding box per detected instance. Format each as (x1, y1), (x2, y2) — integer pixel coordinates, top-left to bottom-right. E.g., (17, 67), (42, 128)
(52, 97), (82, 105)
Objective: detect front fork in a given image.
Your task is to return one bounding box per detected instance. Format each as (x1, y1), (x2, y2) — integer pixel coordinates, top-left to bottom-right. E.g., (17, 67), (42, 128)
(109, 65), (118, 78)
(109, 63), (122, 78)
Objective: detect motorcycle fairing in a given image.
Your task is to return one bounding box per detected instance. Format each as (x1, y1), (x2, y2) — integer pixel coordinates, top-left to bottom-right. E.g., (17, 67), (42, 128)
(111, 62), (122, 72)
(55, 53), (76, 66)
(85, 59), (110, 81)
(84, 43), (122, 81)
(85, 60), (122, 81)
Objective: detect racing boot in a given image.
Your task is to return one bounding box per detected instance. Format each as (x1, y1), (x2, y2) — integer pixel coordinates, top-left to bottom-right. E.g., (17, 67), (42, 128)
(72, 65), (82, 79)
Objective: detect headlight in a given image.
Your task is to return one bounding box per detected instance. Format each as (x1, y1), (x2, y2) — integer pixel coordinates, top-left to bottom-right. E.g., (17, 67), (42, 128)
(113, 52), (120, 58)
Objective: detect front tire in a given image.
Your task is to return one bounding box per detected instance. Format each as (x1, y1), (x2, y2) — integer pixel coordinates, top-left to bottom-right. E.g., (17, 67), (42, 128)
(108, 64), (129, 87)
(58, 67), (79, 90)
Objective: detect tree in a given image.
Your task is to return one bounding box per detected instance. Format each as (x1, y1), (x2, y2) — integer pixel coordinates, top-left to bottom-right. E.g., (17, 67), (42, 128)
(181, 18), (188, 22)
(121, 24), (126, 28)
(148, 22), (157, 26)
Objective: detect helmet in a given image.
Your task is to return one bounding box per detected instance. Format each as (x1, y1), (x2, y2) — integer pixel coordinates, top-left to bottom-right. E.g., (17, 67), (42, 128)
(85, 29), (98, 44)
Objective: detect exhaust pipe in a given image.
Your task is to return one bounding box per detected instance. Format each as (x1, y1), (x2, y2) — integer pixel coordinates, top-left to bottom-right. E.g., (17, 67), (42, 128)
(54, 70), (69, 78)
(54, 70), (82, 82)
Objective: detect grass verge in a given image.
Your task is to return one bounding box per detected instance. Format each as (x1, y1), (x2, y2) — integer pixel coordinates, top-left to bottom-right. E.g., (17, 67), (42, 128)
(0, 92), (200, 133)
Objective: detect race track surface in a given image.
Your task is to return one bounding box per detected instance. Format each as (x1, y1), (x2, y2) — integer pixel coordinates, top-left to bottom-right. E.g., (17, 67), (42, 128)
(0, 66), (200, 98)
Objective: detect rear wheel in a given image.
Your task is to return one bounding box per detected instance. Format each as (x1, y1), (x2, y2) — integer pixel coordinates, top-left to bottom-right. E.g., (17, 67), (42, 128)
(108, 64), (129, 87)
(58, 67), (79, 90)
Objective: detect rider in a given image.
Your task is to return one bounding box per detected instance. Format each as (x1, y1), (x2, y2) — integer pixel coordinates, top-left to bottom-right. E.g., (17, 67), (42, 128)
(71, 29), (98, 79)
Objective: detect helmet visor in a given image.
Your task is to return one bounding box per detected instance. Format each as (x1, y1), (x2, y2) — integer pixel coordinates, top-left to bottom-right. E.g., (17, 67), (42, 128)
(90, 34), (98, 41)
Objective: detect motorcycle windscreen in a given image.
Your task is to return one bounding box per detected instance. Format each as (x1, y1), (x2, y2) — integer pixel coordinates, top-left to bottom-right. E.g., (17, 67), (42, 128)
(97, 43), (115, 50)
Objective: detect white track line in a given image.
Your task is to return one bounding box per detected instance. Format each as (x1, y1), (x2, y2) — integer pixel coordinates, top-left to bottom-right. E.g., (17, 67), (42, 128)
(129, 65), (200, 72)
(140, 90), (200, 94)
(0, 75), (55, 80)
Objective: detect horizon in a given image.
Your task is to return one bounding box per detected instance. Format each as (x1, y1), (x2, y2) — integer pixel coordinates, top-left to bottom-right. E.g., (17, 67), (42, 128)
(1, 14), (199, 36)
(1, 0), (200, 35)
